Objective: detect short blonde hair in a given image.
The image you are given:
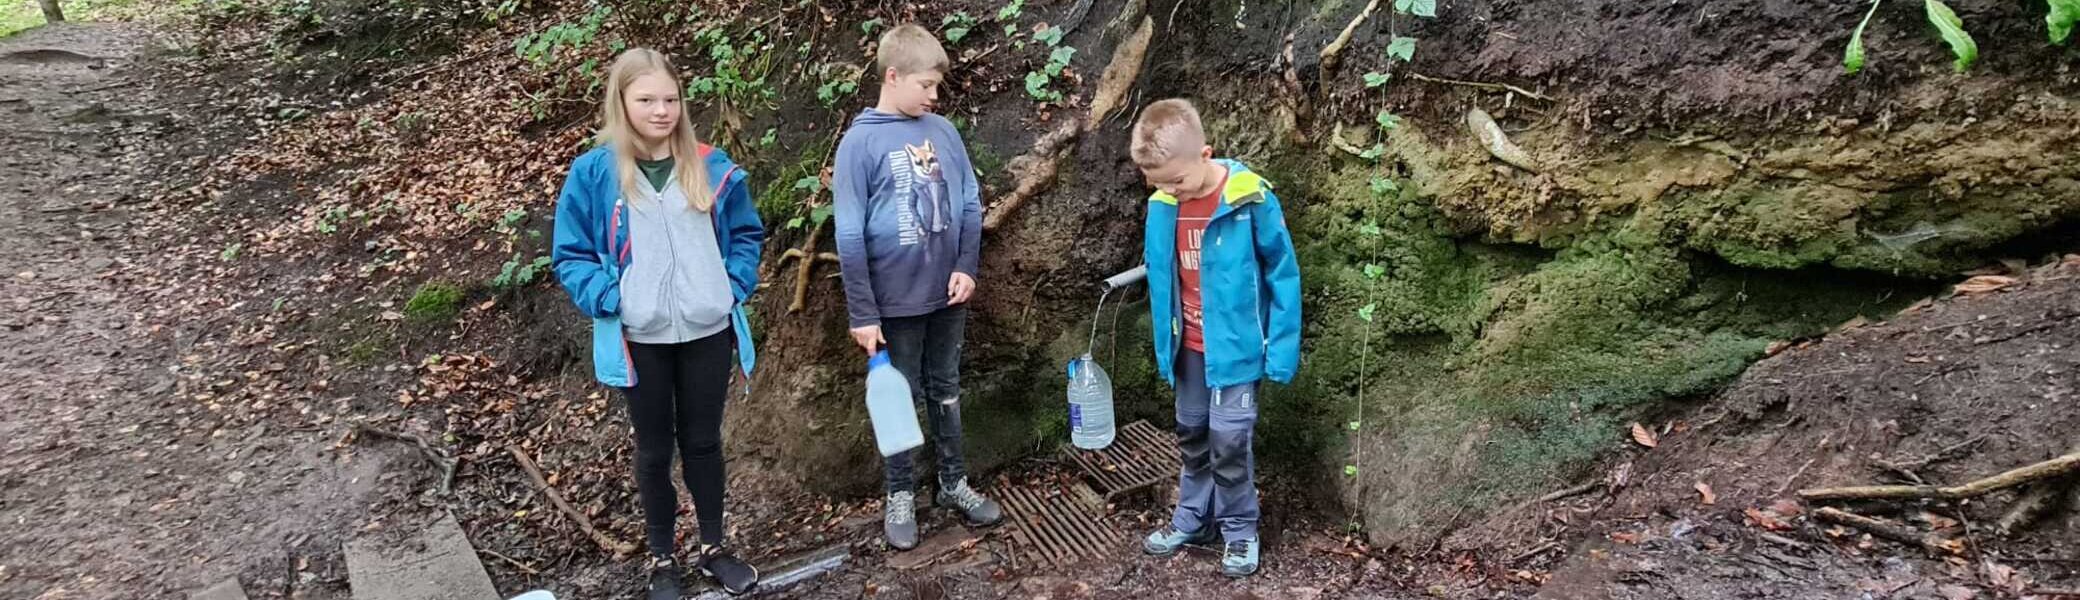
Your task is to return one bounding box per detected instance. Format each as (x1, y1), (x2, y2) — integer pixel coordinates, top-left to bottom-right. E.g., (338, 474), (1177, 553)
(1130, 99), (1207, 167)
(878, 24), (951, 76)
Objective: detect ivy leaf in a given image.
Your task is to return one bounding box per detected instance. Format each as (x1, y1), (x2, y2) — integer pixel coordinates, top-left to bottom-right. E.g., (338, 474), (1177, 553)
(997, 0), (1025, 21)
(1393, 0), (1414, 13)
(1359, 143), (1387, 162)
(1376, 110), (1402, 132)
(1924, 0), (1978, 72)
(1035, 25), (1064, 46)
(1344, 465), (1359, 476)
(861, 18), (885, 35)
(810, 204), (835, 227)
(1363, 72), (1391, 88)
(786, 216), (805, 229)
(2048, 0), (2079, 44)
(1386, 36), (1418, 62)
(1348, 420), (1362, 431)
(1358, 302), (1379, 322)
(1050, 46), (1078, 66)
(1369, 177), (1400, 196)
(1356, 221), (1383, 237)
(793, 175), (824, 194)
(1844, 0), (1881, 74)
(946, 26), (972, 44)
(1363, 264), (1386, 280)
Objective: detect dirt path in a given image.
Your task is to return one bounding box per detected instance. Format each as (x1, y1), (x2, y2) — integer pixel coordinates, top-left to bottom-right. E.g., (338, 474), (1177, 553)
(0, 24), (392, 599)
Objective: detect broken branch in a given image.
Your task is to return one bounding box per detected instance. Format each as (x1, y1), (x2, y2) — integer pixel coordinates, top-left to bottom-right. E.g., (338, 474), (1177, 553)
(982, 120), (1082, 232)
(507, 445), (637, 557)
(1803, 451), (2080, 502)
(1813, 507), (1955, 555)
(1408, 72), (1553, 101)
(352, 423), (456, 496)
(1316, 0), (1381, 74)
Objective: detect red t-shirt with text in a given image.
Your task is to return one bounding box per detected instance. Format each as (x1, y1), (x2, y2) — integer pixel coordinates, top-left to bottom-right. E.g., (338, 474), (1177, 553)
(1176, 173), (1227, 353)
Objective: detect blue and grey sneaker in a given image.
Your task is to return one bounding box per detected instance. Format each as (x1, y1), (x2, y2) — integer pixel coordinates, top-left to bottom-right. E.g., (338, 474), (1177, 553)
(1219, 537), (1260, 577)
(1141, 525), (1216, 556)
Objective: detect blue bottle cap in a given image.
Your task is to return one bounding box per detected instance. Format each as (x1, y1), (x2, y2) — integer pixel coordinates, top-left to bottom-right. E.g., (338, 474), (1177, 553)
(868, 349), (891, 370)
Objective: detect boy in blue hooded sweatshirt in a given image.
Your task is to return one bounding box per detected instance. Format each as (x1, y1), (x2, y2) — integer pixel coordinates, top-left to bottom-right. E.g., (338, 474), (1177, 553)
(1128, 99), (1302, 578)
(832, 23), (1003, 551)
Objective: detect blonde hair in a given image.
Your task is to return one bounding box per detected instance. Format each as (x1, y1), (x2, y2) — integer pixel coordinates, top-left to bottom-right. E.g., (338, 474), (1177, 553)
(601, 48), (714, 211)
(1130, 99), (1208, 167)
(877, 24), (950, 76)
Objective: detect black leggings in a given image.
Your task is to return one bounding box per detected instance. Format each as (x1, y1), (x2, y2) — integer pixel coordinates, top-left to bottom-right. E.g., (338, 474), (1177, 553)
(623, 328), (734, 555)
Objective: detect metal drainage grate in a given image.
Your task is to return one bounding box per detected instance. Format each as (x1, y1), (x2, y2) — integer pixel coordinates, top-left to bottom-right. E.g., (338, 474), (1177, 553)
(995, 481), (1124, 566)
(1063, 420), (1180, 500)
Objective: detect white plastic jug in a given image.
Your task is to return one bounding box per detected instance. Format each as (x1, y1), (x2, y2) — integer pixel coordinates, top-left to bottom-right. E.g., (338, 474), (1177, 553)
(865, 350), (925, 457)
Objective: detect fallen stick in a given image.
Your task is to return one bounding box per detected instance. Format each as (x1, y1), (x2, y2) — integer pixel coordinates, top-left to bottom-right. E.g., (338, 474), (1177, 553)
(1408, 72), (1552, 101)
(353, 424), (456, 496)
(507, 446), (637, 557)
(1801, 451), (2080, 502)
(1812, 507), (1954, 555)
(479, 547), (541, 575)
(1316, 0), (1381, 73)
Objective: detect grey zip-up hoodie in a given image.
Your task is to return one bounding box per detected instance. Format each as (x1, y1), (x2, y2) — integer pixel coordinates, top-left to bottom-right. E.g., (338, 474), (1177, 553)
(619, 169), (734, 344)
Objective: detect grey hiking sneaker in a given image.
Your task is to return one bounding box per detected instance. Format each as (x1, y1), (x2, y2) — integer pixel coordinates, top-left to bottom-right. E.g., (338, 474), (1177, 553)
(1142, 525), (1216, 556)
(695, 544), (759, 595)
(934, 478), (1004, 526)
(884, 491), (919, 550)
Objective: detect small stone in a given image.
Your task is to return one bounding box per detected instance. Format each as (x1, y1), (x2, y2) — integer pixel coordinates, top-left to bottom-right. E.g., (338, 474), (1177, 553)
(227, 471), (246, 484)
(86, 257), (113, 270)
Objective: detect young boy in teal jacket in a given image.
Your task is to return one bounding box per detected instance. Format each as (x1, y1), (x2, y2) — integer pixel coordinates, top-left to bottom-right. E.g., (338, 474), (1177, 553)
(1128, 99), (1302, 578)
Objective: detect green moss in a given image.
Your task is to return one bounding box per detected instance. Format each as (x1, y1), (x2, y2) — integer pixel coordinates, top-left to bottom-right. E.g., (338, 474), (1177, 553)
(404, 282), (464, 322)
(755, 139), (836, 225)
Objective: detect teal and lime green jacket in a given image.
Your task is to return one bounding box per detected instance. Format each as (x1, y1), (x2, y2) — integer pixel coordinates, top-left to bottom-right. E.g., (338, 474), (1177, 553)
(1143, 159), (1303, 389)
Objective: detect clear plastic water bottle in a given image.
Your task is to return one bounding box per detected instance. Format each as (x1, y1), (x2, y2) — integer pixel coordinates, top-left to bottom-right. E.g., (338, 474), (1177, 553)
(865, 350), (925, 457)
(1065, 353), (1116, 450)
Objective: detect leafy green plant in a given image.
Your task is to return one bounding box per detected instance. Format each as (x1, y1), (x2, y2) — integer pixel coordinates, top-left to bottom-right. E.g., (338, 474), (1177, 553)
(315, 206), (350, 234)
(1843, 0), (1981, 74)
(860, 17), (885, 35)
(814, 63), (864, 107)
(513, 4), (608, 67)
(2052, 0), (2080, 44)
(684, 28), (777, 109)
(942, 11), (978, 44)
(1362, 72), (1390, 88)
(759, 128), (778, 147)
(490, 254), (553, 289)
(1024, 46), (1077, 103)
(1394, 0), (1436, 17)
(219, 242), (243, 261)
(996, 0), (1024, 22)
(1924, 0), (1976, 72)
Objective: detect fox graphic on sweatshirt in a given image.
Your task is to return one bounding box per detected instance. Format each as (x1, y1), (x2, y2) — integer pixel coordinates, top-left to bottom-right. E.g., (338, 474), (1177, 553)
(833, 109), (982, 328)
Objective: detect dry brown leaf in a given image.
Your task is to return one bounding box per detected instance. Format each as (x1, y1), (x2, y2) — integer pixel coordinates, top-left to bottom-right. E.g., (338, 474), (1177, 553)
(1936, 584), (1976, 600)
(1917, 511), (1960, 531)
(1954, 275), (2019, 295)
(1744, 507), (1790, 531)
(1631, 423), (1659, 448)
(1764, 340), (1792, 356)
(1905, 355), (1931, 363)
(1833, 315), (1871, 333)
(1609, 531), (1641, 544)
(1768, 498), (1804, 517)
(1695, 482), (1717, 505)
(1985, 561), (2026, 594)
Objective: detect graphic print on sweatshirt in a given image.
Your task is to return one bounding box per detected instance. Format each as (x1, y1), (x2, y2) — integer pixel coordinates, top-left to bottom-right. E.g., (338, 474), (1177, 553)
(884, 140), (948, 246)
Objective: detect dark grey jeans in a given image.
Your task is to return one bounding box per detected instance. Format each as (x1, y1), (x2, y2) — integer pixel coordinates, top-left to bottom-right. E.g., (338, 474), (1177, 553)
(880, 305), (969, 494)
